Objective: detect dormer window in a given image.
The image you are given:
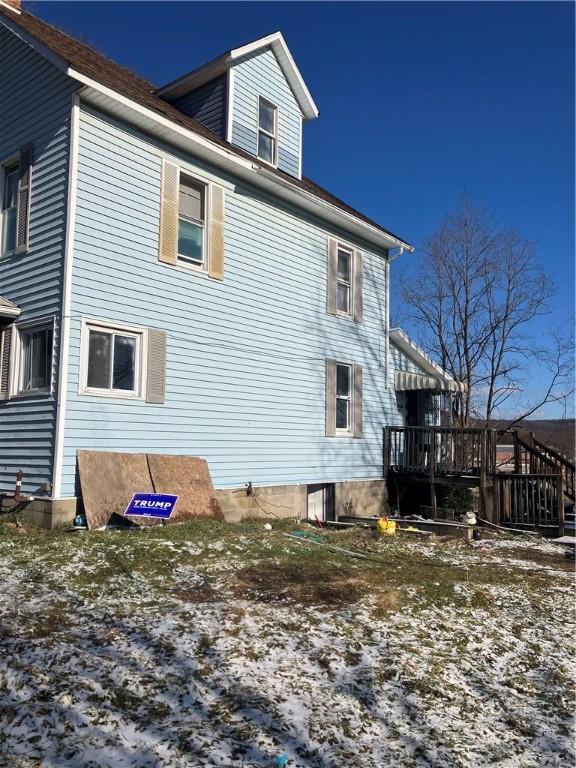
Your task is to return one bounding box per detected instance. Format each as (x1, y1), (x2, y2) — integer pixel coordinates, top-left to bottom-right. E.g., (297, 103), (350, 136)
(257, 97), (277, 165)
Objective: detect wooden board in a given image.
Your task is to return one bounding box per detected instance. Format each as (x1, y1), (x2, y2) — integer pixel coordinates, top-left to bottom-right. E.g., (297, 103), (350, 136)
(146, 454), (224, 523)
(77, 450), (153, 530)
(77, 450), (224, 528)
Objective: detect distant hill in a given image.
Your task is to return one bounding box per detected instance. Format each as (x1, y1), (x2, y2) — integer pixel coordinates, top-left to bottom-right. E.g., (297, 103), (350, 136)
(487, 419), (575, 460)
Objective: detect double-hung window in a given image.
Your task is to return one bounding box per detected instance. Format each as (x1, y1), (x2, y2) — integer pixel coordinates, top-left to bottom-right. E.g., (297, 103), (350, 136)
(257, 98), (277, 165)
(336, 363), (352, 432)
(18, 324), (53, 394)
(178, 175), (206, 267)
(326, 358), (362, 438)
(327, 238), (363, 322)
(83, 322), (142, 397)
(336, 247), (352, 314)
(1, 161), (18, 255)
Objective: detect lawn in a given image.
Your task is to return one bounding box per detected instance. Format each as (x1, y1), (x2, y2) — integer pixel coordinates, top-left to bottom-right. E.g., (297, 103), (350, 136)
(0, 517), (573, 767)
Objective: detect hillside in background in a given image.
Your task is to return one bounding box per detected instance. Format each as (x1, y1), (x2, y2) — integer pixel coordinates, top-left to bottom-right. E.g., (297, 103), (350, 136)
(489, 419), (575, 459)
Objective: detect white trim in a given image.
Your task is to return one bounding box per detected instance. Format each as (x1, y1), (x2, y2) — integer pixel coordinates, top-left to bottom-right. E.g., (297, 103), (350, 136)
(225, 67), (235, 143)
(78, 317), (147, 400)
(68, 69), (411, 253)
(296, 112), (303, 180)
(10, 317), (55, 398)
(0, 1), (21, 15)
(0, 153), (19, 257)
(335, 242), (354, 318)
(256, 96), (278, 168)
(334, 361), (354, 438)
(52, 94), (79, 499)
(0, 303), (20, 318)
(384, 258), (390, 389)
(176, 169), (208, 270)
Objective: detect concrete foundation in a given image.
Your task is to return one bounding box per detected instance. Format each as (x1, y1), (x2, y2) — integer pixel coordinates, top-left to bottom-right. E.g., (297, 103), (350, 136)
(1, 496), (78, 529)
(1, 478), (390, 528)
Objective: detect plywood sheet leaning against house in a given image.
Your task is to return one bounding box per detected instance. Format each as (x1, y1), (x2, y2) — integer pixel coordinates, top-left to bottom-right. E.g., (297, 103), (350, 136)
(142, 454), (224, 525)
(77, 450), (224, 529)
(78, 450), (154, 529)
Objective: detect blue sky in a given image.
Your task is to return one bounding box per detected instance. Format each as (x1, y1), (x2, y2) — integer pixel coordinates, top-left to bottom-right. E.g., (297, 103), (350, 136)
(29, 1), (575, 415)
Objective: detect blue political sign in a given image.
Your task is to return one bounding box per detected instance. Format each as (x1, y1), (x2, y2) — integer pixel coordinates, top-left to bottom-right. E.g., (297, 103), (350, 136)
(124, 493), (179, 519)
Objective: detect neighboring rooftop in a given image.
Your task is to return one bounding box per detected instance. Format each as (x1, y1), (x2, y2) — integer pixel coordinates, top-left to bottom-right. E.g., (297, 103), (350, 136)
(0, 3), (413, 250)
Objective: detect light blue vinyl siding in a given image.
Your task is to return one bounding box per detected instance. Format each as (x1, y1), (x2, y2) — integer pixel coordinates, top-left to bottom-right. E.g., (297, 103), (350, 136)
(0, 26), (75, 494)
(231, 49), (301, 178)
(171, 75), (227, 138)
(59, 105), (403, 496)
(390, 342), (429, 375)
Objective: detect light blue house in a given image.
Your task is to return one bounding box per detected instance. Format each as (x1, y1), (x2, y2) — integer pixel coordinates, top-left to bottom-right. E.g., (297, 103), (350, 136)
(0, 3), (461, 525)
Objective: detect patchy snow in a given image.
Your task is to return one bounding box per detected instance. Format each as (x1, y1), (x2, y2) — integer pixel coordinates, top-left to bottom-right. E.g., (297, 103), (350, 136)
(0, 529), (573, 767)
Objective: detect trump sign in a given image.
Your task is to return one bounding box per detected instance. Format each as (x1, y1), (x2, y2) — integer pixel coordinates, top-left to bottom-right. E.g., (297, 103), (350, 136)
(124, 493), (179, 520)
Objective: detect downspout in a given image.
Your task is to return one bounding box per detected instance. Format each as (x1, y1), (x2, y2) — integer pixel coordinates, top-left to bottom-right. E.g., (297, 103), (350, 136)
(385, 246), (405, 389)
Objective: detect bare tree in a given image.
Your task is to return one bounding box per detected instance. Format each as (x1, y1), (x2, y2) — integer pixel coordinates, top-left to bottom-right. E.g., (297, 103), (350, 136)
(399, 197), (571, 425)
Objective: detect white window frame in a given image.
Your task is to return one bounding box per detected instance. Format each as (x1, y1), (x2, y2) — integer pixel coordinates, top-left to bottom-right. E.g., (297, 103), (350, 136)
(335, 362), (353, 436)
(257, 97), (278, 167)
(336, 244), (354, 317)
(9, 318), (55, 398)
(79, 318), (147, 399)
(177, 170), (208, 271)
(1, 154), (19, 258)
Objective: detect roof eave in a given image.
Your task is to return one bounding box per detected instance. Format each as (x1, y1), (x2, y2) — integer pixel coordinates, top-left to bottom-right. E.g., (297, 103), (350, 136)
(71, 70), (410, 252)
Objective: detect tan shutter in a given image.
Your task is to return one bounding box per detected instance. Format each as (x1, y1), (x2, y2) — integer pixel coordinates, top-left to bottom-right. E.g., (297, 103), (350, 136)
(146, 329), (166, 404)
(353, 364), (363, 438)
(0, 324), (13, 400)
(158, 161), (179, 265)
(326, 237), (337, 315)
(15, 144), (33, 255)
(325, 358), (336, 437)
(353, 250), (363, 323)
(208, 183), (225, 280)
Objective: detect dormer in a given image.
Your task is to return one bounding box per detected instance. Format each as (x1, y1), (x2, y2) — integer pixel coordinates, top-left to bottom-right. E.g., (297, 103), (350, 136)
(156, 33), (318, 180)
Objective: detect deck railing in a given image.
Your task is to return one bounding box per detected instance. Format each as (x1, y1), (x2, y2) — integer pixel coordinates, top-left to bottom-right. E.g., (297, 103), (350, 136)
(494, 473), (564, 532)
(530, 435), (575, 501)
(383, 426), (497, 477)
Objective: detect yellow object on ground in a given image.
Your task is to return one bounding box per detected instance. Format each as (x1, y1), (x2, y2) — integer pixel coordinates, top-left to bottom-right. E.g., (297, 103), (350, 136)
(377, 517), (396, 536)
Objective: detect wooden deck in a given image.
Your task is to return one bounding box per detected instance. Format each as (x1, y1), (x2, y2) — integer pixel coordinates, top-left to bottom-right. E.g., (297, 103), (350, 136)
(383, 426), (571, 534)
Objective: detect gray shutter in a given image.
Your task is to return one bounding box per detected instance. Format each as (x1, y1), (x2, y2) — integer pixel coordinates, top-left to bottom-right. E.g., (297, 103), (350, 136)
(0, 324), (13, 400)
(326, 237), (337, 315)
(353, 250), (363, 323)
(208, 184), (225, 280)
(353, 364), (363, 438)
(158, 161), (179, 265)
(325, 358), (336, 437)
(15, 145), (32, 255)
(146, 329), (166, 404)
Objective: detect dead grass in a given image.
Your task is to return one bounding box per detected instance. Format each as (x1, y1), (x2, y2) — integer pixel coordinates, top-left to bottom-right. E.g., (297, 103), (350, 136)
(236, 560), (370, 608)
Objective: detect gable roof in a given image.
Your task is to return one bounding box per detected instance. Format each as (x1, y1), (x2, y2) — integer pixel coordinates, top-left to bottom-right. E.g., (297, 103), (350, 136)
(0, 5), (413, 253)
(157, 32), (319, 121)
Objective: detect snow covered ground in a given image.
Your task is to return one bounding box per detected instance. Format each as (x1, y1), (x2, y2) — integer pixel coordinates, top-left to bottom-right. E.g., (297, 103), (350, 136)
(0, 520), (573, 767)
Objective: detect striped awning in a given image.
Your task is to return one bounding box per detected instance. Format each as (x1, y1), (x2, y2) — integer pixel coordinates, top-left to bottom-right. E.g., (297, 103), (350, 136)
(395, 371), (466, 393)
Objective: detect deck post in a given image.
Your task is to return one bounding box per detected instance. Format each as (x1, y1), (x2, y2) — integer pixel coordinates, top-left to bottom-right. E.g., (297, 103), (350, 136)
(513, 431), (521, 474)
(557, 474), (565, 537)
(429, 428), (437, 517)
